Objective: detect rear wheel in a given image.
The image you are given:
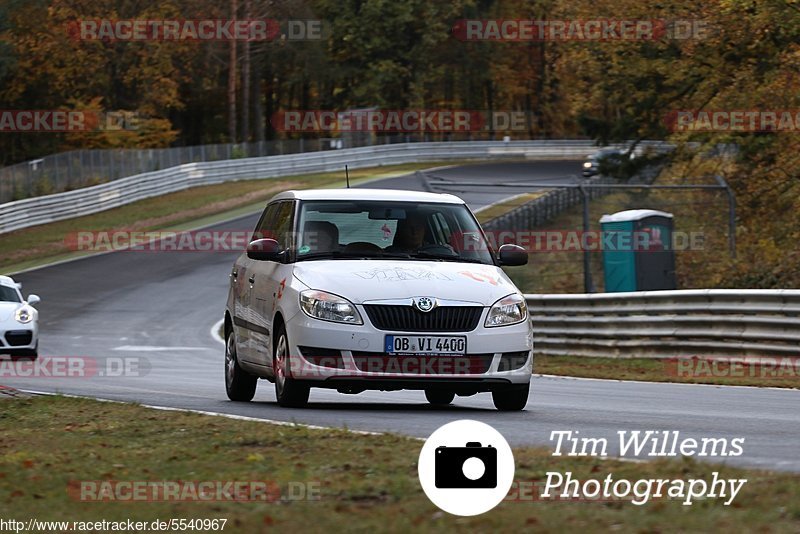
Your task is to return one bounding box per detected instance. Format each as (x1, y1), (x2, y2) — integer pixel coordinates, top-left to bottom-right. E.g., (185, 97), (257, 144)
(492, 382), (530, 411)
(273, 325), (309, 408)
(424, 389), (455, 406)
(225, 330), (257, 401)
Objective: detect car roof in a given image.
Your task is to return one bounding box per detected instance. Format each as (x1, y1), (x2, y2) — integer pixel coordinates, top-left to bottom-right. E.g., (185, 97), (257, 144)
(0, 275), (19, 289)
(268, 188), (465, 204)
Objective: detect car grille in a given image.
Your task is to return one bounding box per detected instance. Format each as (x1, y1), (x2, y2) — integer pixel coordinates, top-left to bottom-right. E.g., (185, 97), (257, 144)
(351, 353), (494, 374)
(5, 330), (33, 347)
(363, 305), (483, 332)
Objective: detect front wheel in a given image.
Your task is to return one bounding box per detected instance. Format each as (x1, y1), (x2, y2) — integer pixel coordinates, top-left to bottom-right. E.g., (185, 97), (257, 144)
(424, 389), (455, 406)
(492, 382), (530, 411)
(273, 325), (309, 408)
(225, 330), (257, 402)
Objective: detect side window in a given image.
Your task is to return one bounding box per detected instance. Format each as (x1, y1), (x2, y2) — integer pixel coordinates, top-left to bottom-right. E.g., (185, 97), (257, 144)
(272, 201), (295, 251)
(253, 203), (280, 241)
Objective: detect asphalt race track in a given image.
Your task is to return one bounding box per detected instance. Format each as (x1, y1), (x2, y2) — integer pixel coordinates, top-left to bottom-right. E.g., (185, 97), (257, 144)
(4, 160), (799, 473)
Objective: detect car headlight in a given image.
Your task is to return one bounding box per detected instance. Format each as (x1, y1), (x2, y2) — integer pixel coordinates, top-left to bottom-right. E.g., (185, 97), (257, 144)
(485, 294), (527, 327)
(299, 290), (363, 325)
(15, 307), (33, 324)
(583, 162), (592, 168)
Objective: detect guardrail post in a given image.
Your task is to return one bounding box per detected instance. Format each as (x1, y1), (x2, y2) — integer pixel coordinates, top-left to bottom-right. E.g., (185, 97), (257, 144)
(579, 183), (595, 293)
(714, 175), (737, 259)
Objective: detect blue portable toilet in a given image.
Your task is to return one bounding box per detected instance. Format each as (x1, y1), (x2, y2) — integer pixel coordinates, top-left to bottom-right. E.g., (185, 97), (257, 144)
(599, 209), (676, 292)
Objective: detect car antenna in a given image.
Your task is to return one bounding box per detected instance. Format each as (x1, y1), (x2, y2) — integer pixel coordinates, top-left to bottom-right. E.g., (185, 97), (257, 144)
(345, 165), (350, 188)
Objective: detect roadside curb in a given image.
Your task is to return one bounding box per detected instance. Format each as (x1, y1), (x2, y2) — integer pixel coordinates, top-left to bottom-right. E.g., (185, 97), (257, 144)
(0, 384), (30, 399)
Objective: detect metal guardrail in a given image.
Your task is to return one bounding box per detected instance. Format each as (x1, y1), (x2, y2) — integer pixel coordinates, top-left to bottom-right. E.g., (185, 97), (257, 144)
(526, 290), (800, 359)
(0, 140), (603, 234)
(0, 136), (597, 203)
(481, 177), (614, 233)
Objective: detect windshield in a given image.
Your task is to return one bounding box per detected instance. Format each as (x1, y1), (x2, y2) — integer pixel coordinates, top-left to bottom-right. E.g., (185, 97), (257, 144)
(296, 200), (495, 265)
(0, 286), (21, 303)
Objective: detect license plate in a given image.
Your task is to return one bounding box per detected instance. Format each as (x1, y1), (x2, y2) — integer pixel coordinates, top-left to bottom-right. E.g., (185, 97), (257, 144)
(385, 335), (467, 356)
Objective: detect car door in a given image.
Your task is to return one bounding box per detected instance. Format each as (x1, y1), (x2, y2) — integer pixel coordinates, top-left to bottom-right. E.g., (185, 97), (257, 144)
(249, 200), (296, 368)
(233, 203), (279, 365)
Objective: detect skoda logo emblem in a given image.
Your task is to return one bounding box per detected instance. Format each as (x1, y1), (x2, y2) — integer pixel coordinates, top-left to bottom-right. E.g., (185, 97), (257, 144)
(414, 297), (435, 313)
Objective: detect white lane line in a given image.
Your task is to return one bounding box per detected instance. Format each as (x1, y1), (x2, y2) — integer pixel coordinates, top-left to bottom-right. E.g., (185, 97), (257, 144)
(21, 389), (390, 437)
(210, 318), (225, 345)
(473, 191), (534, 215)
(112, 345), (212, 352)
(533, 373), (800, 392)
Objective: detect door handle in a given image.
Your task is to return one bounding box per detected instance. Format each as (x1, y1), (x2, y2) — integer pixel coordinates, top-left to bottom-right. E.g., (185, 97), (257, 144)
(248, 275), (255, 284)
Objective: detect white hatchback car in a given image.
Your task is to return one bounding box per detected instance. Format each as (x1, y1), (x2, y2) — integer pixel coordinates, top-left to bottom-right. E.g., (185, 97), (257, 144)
(0, 275), (40, 359)
(224, 189), (533, 410)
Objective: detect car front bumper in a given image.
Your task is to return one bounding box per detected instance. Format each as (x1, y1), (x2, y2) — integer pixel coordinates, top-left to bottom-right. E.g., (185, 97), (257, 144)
(0, 326), (38, 354)
(284, 310), (533, 389)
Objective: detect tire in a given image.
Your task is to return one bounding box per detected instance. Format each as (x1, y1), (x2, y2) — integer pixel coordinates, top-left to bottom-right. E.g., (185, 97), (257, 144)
(492, 382), (530, 411)
(424, 389), (455, 406)
(225, 329), (257, 402)
(273, 324), (309, 408)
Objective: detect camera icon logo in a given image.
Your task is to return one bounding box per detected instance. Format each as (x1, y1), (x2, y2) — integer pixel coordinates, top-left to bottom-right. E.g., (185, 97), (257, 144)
(418, 420), (514, 516)
(435, 442), (497, 488)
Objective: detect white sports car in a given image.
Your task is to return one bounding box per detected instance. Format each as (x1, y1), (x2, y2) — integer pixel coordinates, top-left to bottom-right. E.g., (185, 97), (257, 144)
(0, 275), (40, 359)
(224, 189), (533, 410)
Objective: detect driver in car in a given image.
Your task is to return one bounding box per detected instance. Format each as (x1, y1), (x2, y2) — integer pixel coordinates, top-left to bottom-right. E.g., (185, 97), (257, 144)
(386, 212), (456, 255)
(387, 213), (426, 252)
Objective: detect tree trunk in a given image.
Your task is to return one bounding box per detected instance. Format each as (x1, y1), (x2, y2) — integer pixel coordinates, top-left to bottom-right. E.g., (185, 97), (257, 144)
(227, 0), (238, 143)
(241, 0), (251, 144)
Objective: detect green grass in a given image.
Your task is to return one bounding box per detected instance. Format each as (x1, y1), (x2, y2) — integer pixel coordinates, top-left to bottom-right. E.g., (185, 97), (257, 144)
(0, 396), (798, 532)
(536, 354), (800, 389)
(0, 161), (474, 274)
(475, 192), (547, 224)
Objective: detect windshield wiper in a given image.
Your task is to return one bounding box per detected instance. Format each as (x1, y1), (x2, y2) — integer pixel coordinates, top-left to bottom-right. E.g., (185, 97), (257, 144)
(375, 252), (413, 259)
(296, 251), (351, 260)
(297, 250), (488, 264)
(297, 250), (407, 261)
(409, 251), (488, 264)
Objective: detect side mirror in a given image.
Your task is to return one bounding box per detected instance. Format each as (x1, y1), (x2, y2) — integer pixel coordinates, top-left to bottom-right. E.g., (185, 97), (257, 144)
(246, 238), (283, 261)
(27, 294), (41, 306)
(497, 244), (528, 266)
